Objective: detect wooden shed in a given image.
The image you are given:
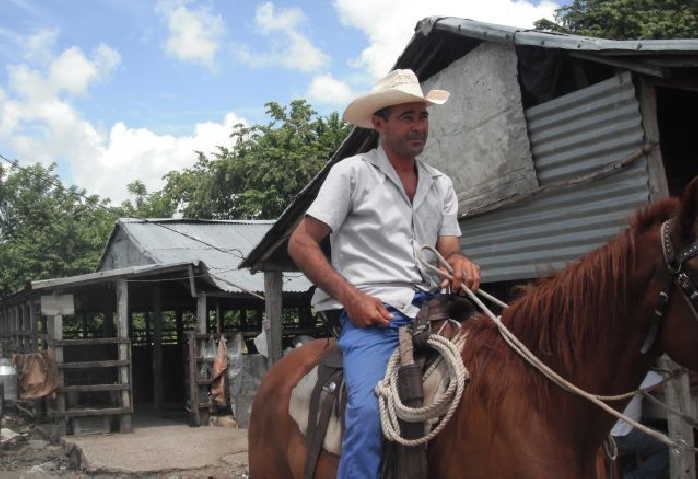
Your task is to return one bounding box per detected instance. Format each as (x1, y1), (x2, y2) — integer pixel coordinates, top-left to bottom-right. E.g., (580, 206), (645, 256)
(0, 218), (313, 434)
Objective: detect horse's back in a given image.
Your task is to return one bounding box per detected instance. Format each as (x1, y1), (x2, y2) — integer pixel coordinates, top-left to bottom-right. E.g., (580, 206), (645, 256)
(249, 338), (337, 478)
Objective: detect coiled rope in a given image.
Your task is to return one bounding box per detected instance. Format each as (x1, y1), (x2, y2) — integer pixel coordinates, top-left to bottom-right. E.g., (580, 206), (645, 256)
(411, 245), (698, 454)
(375, 331), (469, 446)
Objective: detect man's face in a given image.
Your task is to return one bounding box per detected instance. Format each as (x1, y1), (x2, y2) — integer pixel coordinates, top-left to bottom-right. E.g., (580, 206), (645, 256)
(372, 102), (429, 158)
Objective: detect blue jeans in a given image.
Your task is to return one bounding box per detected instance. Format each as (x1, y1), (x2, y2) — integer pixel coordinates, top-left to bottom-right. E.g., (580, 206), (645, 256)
(337, 290), (432, 479)
(616, 428), (669, 479)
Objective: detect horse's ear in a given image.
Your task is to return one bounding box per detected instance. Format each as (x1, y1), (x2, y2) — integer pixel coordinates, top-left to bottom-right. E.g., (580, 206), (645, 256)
(677, 176), (698, 240)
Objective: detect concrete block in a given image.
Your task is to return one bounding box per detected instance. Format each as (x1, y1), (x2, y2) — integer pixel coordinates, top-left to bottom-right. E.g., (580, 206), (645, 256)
(421, 42), (538, 214)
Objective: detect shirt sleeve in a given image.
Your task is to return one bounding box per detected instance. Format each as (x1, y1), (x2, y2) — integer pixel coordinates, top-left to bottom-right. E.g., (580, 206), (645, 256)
(439, 177), (461, 237)
(305, 161), (354, 233)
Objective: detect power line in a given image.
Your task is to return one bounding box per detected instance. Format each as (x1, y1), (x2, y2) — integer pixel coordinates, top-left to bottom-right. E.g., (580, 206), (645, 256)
(145, 221), (246, 260)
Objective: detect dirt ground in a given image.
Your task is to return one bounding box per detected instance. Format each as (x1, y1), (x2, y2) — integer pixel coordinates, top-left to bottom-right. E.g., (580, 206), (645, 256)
(0, 412), (250, 478)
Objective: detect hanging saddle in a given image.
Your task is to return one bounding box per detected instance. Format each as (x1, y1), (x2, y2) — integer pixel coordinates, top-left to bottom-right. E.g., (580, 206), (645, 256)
(289, 295), (478, 479)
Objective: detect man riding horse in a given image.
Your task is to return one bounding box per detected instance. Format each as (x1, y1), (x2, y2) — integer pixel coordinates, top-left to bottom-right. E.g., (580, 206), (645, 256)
(288, 69), (481, 478)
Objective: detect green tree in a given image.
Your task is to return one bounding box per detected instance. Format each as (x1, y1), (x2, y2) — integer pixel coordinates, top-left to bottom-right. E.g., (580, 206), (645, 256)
(164, 100), (350, 219)
(535, 0), (698, 39)
(0, 163), (118, 297)
(120, 179), (177, 219)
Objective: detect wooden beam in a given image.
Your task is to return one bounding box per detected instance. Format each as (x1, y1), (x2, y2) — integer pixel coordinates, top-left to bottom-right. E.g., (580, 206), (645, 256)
(60, 384), (130, 392)
(215, 299), (223, 336)
(116, 279), (132, 433)
(51, 407), (131, 418)
(55, 337), (129, 346)
(638, 78), (670, 201)
(144, 311), (151, 346)
(187, 331), (200, 427)
(660, 357), (696, 479)
(568, 52), (666, 78)
(51, 313), (66, 435)
(196, 294), (207, 335)
(58, 360), (130, 369)
(152, 286), (163, 411)
(264, 271), (283, 364)
(175, 310), (183, 346)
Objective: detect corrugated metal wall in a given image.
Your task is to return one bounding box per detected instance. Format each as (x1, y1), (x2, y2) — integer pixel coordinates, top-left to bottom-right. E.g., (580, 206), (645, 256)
(460, 72), (650, 282)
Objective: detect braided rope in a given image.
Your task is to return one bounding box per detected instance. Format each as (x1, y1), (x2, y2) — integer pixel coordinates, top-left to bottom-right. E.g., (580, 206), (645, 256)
(417, 245), (698, 454)
(375, 333), (469, 447)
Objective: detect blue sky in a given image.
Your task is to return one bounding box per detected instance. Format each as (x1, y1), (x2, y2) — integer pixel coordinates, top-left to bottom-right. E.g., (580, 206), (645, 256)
(0, 0), (559, 203)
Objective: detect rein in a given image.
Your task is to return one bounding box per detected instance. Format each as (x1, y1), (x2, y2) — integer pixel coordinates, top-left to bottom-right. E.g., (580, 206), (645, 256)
(418, 245), (698, 454)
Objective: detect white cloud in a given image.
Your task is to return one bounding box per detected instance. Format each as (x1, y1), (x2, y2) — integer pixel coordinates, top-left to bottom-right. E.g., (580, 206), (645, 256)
(23, 29), (58, 63)
(256, 1), (304, 32)
(157, 0), (224, 70)
(2, 38), (244, 203)
(75, 112), (247, 203)
(306, 73), (356, 106)
(9, 44), (120, 100)
(49, 46), (101, 94)
(234, 2), (329, 73)
(333, 0), (557, 79)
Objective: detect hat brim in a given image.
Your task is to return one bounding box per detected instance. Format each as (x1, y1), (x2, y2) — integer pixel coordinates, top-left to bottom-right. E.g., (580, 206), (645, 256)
(342, 89), (449, 129)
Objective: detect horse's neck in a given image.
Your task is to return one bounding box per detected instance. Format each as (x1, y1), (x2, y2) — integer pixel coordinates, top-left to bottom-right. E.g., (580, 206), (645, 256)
(498, 247), (658, 435)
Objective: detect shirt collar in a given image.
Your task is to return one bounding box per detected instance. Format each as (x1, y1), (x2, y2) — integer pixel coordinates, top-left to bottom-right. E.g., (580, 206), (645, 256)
(364, 145), (443, 178)
(364, 145), (442, 207)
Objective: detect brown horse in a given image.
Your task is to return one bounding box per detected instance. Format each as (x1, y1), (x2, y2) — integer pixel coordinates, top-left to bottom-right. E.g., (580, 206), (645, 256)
(249, 178), (698, 478)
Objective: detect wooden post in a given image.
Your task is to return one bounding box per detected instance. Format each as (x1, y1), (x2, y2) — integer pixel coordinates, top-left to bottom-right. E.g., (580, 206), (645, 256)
(12, 306), (17, 353)
(116, 280), (133, 433)
(264, 270), (283, 364)
(196, 295), (207, 335)
(215, 299), (223, 336)
(660, 357), (696, 479)
(144, 312), (152, 346)
(29, 301), (38, 352)
(639, 79), (670, 200)
(152, 286), (163, 411)
(175, 310), (183, 347)
(51, 313), (66, 435)
(186, 331), (200, 427)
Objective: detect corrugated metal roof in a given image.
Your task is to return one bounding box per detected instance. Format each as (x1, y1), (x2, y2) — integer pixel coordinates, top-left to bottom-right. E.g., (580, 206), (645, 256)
(106, 219), (311, 294)
(423, 17), (698, 54)
(461, 72), (649, 282)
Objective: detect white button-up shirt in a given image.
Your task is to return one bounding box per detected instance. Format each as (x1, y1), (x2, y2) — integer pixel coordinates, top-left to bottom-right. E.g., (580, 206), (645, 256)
(306, 145), (461, 317)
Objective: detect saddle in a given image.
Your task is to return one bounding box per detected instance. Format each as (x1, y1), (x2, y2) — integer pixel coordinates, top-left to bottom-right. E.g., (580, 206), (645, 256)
(290, 295), (477, 479)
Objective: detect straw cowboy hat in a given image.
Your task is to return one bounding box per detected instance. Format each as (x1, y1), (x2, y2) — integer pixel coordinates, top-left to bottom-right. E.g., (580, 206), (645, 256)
(342, 69), (449, 129)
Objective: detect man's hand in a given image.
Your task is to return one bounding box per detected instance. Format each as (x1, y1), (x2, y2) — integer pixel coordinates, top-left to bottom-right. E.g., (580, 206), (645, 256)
(439, 253), (481, 294)
(343, 290), (393, 328)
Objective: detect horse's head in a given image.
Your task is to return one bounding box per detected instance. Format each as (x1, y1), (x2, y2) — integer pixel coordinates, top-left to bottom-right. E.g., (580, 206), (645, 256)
(657, 177), (698, 371)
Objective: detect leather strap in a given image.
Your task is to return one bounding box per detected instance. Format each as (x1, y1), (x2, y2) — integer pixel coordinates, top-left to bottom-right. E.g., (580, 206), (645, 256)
(304, 358), (343, 479)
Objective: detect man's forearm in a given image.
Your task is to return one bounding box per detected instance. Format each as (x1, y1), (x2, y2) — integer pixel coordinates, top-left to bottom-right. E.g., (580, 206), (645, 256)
(436, 236), (463, 260)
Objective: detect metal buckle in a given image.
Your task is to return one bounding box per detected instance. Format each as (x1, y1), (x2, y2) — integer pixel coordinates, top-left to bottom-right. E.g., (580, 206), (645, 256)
(323, 381), (336, 393)
(678, 272), (692, 290)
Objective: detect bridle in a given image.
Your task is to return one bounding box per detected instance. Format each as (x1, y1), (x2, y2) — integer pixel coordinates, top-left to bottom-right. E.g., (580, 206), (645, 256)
(642, 218), (698, 353)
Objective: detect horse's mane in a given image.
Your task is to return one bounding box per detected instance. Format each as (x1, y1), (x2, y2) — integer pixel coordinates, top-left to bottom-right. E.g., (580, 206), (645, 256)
(461, 197), (679, 406)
